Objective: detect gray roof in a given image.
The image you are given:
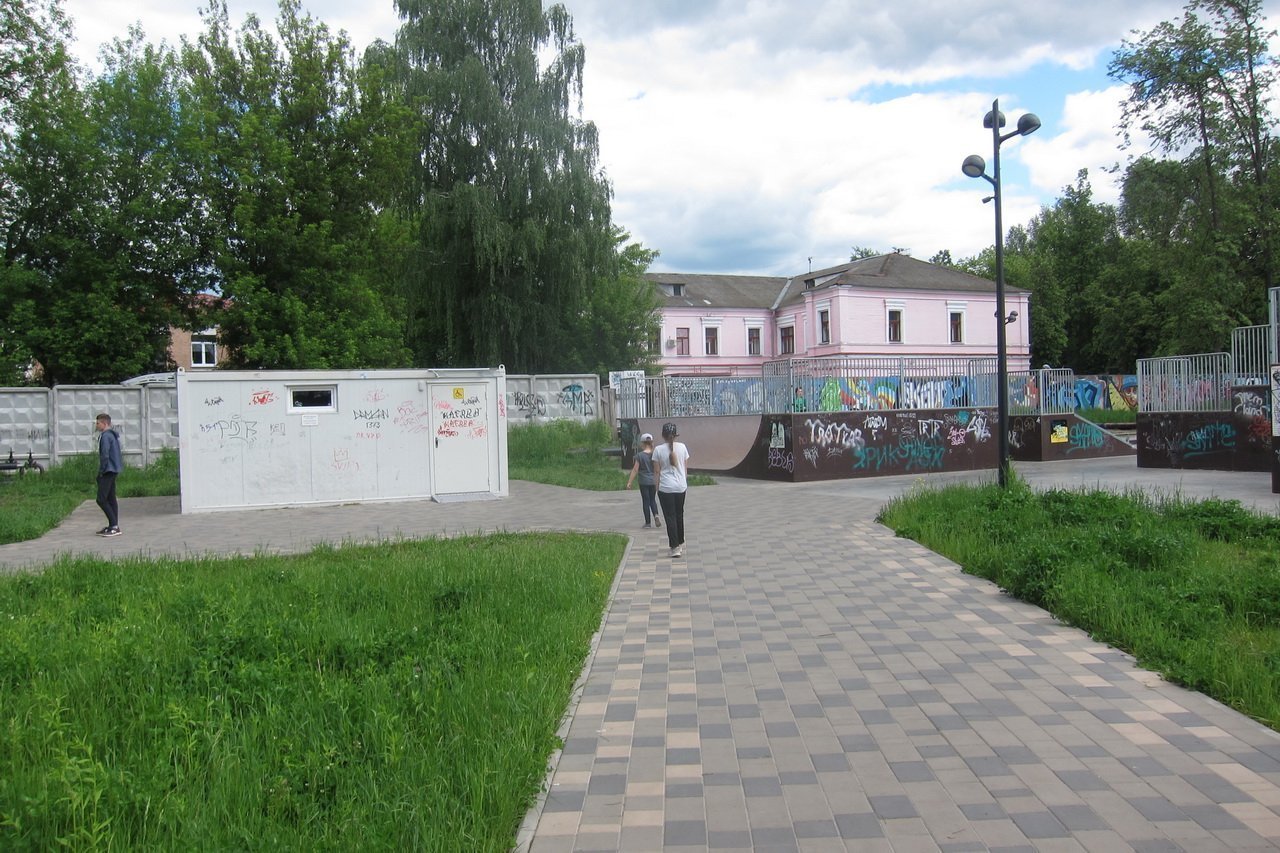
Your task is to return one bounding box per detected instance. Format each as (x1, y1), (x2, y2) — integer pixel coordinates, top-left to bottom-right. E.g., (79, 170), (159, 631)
(645, 272), (789, 310)
(648, 254), (1024, 311)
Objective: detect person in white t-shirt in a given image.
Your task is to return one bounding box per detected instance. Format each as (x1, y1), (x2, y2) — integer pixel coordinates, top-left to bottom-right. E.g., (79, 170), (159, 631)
(651, 421), (690, 558)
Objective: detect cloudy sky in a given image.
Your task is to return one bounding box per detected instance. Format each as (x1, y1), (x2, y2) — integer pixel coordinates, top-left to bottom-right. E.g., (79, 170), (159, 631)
(59, 0), (1275, 275)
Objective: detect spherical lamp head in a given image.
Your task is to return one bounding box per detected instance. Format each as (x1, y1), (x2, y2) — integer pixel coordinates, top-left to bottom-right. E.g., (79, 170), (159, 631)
(1017, 113), (1042, 136)
(983, 109), (1006, 129)
(961, 154), (986, 179)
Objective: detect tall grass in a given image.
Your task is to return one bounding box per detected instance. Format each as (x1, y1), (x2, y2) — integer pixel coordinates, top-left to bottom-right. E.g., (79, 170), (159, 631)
(879, 478), (1280, 731)
(0, 532), (623, 850)
(508, 420), (714, 490)
(0, 451), (180, 545)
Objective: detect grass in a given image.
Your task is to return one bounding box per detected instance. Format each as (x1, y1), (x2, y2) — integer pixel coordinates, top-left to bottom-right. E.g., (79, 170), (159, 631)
(0, 451), (179, 545)
(3, 422), (708, 546)
(1078, 406), (1136, 424)
(878, 477), (1280, 732)
(508, 420), (715, 490)
(0, 532), (624, 850)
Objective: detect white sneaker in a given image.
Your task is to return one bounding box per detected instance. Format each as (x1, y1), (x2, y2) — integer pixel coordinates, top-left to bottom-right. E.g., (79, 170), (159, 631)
(673, 545), (683, 558)
(669, 547), (679, 558)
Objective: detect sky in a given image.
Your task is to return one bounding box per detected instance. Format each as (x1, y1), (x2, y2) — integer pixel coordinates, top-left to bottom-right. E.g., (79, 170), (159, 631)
(59, 0), (1278, 276)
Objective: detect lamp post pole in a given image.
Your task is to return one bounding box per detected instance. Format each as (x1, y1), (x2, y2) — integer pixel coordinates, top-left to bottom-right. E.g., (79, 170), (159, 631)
(990, 98), (1010, 488)
(963, 98), (1039, 488)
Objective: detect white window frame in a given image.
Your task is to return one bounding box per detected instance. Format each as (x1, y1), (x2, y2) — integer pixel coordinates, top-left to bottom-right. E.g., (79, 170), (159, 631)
(675, 327), (690, 356)
(818, 305), (831, 345)
(191, 336), (218, 367)
(947, 301), (967, 345)
(886, 301), (905, 344)
(704, 326), (719, 356)
(746, 325), (762, 356)
(288, 385), (338, 414)
(779, 324), (795, 355)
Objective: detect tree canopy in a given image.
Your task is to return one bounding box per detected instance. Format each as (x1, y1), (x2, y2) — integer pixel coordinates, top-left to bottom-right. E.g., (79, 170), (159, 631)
(0, 0), (657, 385)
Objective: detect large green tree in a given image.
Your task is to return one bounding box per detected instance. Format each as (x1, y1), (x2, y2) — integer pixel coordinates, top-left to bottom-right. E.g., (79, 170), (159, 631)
(389, 0), (619, 373)
(1110, 0), (1277, 323)
(181, 0), (410, 370)
(1, 29), (209, 385)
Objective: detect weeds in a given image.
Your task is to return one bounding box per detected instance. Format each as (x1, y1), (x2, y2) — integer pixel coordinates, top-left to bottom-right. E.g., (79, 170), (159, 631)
(879, 476), (1280, 731)
(0, 533), (623, 850)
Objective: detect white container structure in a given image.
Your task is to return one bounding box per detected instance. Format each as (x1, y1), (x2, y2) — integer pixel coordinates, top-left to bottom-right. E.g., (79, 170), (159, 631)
(176, 368), (508, 513)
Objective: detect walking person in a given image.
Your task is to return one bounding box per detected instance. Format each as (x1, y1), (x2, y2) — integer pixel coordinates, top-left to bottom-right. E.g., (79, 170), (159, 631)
(625, 432), (662, 528)
(95, 413), (123, 536)
(651, 422), (689, 558)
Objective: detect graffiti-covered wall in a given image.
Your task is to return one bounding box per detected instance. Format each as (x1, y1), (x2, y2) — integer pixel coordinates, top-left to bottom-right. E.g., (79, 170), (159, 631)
(505, 374), (600, 423)
(1009, 414), (1135, 461)
(725, 410), (998, 481)
(1137, 385), (1271, 471)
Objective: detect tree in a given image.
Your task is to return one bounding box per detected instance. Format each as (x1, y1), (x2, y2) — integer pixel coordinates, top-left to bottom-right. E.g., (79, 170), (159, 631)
(1110, 0), (1277, 307)
(1, 29), (208, 384)
(388, 0), (625, 373)
(849, 245), (880, 261)
(928, 249), (955, 268)
(557, 228), (660, 376)
(181, 0), (410, 369)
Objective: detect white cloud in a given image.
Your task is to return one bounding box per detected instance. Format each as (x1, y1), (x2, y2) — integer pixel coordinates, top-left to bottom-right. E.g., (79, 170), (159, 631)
(59, 0), (1205, 273)
(1021, 86), (1136, 206)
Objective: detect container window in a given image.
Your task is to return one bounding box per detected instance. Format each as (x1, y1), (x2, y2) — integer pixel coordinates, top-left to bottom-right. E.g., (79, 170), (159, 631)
(289, 386), (337, 413)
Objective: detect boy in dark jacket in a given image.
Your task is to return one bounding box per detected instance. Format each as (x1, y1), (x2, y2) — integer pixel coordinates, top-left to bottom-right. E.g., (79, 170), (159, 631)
(95, 413), (123, 536)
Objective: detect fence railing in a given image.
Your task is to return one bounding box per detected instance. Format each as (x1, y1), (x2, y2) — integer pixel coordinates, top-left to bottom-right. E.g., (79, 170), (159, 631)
(1137, 353), (1233, 413)
(617, 358), (1098, 419)
(1231, 324), (1273, 383)
(1008, 368), (1076, 415)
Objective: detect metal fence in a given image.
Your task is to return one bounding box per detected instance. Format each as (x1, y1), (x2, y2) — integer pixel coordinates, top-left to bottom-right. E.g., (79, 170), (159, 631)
(1231, 324), (1273, 383)
(1008, 368), (1076, 415)
(1137, 353), (1233, 412)
(616, 357), (1103, 419)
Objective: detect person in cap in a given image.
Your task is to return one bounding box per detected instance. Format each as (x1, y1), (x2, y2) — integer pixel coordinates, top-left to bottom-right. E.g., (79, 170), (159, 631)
(625, 432), (662, 528)
(651, 422), (690, 558)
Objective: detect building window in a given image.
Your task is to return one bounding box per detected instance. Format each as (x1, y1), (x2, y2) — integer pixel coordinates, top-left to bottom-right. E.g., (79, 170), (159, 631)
(747, 327), (761, 356)
(191, 336), (218, 367)
(950, 311), (964, 344)
(888, 309), (903, 343)
(819, 309), (830, 344)
(779, 325), (795, 355)
(649, 329), (661, 354)
(704, 327), (719, 356)
(676, 327), (690, 356)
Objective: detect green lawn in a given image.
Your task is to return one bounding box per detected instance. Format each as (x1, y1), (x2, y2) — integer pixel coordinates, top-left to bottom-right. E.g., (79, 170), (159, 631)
(0, 533), (623, 850)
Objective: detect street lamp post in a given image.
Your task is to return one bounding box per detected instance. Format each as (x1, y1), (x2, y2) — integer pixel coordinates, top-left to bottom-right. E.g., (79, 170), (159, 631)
(962, 98), (1040, 487)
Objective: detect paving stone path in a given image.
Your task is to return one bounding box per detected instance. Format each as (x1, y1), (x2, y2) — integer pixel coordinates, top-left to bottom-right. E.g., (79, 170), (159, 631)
(3, 459), (1279, 851)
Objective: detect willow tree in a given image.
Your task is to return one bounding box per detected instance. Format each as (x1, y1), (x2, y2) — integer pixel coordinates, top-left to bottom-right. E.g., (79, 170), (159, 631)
(388, 0), (617, 372)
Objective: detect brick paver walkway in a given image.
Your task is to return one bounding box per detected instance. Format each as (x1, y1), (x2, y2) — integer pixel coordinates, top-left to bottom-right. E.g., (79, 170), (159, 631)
(3, 459), (1279, 851)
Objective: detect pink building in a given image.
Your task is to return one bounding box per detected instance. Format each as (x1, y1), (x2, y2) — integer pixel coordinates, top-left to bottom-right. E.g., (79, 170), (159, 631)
(649, 253), (1030, 375)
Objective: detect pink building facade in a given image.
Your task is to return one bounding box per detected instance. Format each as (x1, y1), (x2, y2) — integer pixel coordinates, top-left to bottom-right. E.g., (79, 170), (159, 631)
(649, 253), (1030, 375)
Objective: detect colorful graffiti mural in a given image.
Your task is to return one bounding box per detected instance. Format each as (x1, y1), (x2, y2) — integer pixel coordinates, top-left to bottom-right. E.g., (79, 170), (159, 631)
(786, 409), (995, 480)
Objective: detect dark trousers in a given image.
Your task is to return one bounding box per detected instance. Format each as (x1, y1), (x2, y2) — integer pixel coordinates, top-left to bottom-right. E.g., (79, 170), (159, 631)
(639, 484), (660, 523)
(96, 473), (119, 528)
(658, 490), (686, 549)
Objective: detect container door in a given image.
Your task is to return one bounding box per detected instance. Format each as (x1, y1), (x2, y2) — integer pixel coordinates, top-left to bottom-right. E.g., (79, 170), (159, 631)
(430, 383), (492, 496)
